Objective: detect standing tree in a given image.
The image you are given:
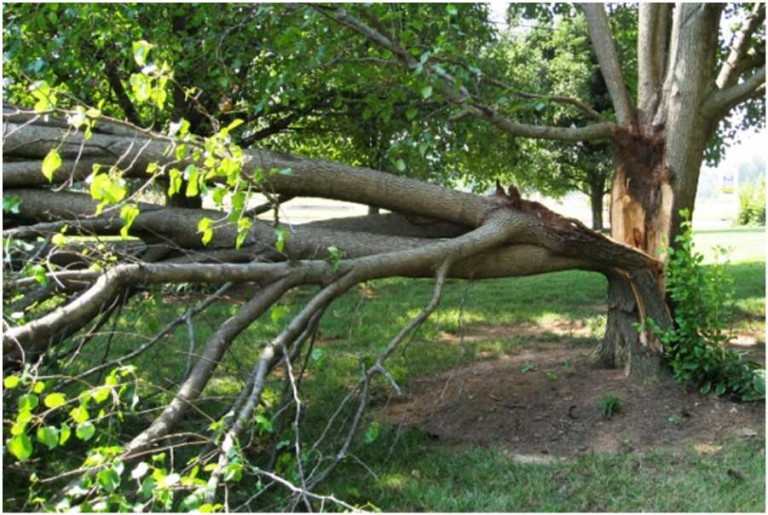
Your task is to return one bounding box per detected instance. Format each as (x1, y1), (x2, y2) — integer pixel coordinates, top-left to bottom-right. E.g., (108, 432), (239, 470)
(2, 3), (764, 510)
(318, 2), (765, 363)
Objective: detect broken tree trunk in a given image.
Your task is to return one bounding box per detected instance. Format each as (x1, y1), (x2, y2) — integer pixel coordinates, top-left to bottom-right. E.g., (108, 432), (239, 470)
(3, 107), (672, 503)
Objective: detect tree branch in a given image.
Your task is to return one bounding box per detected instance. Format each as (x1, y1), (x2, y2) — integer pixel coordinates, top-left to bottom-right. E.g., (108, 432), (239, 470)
(637, 3), (671, 127)
(704, 65), (766, 118)
(432, 56), (606, 122)
(317, 5), (616, 142)
(716, 3), (766, 89)
(580, 3), (637, 131)
(104, 65), (144, 127)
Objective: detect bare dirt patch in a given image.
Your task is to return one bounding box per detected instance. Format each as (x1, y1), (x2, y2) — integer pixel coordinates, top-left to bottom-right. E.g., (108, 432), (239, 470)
(379, 337), (765, 458)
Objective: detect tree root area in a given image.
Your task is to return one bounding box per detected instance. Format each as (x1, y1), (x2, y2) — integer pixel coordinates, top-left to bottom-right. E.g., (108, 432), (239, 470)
(378, 341), (764, 459)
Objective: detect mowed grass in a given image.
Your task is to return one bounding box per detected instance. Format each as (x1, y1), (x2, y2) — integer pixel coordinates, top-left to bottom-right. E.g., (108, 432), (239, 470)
(318, 429), (765, 512)
(75, 228), (765, 511)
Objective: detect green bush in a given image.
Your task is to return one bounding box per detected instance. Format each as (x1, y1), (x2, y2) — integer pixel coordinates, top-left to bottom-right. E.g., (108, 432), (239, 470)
(650, 211), (764, 402)
(737, 179), (765, 226)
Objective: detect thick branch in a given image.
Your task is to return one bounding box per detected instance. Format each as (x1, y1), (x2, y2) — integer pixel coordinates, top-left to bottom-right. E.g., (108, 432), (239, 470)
(637, 3), (671, 127)
(704, 66), (766, 118)
(580, 3), (637, 131)
(3, 117), (495, 227)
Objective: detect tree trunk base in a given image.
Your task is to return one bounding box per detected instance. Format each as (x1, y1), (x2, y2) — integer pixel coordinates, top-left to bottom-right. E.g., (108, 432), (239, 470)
(597, 271), (669, 380)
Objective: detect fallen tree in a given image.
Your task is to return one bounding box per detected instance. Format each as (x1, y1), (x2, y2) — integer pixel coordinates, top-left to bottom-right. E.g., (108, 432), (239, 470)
(2, 106), (671, 509)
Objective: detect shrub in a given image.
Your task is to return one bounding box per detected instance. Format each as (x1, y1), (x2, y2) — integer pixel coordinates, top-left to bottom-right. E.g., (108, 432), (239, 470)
(737, 179), (765, 226)
(650, 211), (764, 402)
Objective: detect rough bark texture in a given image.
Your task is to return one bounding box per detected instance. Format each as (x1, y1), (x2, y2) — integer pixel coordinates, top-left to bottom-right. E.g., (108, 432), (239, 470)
(584, 3), (765, 366)
(3, 108), (668, 369)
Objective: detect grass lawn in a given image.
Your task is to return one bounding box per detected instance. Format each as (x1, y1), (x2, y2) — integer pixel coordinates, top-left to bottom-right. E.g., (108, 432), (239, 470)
(65, 228), (766, 511)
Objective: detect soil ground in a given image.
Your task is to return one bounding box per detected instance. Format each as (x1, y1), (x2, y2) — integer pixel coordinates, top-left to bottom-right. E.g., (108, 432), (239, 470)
(378, 324), (765, 462)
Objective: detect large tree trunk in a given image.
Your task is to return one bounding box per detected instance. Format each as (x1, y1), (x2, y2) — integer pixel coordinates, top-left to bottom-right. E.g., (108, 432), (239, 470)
(595, 3), (739, 368)
(609, 129), (669, 258)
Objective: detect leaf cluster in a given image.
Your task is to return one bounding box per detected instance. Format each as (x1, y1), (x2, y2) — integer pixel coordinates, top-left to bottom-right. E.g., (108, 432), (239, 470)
(649, 211), (764, 402)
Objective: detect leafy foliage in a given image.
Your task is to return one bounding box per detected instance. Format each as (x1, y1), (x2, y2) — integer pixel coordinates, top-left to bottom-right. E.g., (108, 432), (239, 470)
(737, 179), (766, 226)
(650, 211), (764, 401)
(2, 366), (235, 512)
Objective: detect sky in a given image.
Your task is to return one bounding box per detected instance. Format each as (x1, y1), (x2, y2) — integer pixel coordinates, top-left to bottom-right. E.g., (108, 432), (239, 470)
(716, 129), (767, 173)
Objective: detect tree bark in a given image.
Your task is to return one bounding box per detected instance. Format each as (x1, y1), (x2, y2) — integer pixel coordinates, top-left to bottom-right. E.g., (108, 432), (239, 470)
(3, 108), (670, 374)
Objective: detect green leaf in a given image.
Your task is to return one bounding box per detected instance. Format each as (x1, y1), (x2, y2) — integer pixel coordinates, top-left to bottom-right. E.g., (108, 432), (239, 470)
(421, 85), (433, 99)
(120, 204), (140, 239)
(33, 265), (49, 287)
(446, 4), (458, 16)
(43, 392), (67, 409)
(18, 394), (39, 412)
(69, 405), (90, 424)
(90, 172), (127, 205)
(30, 80), (56, 112)
(76, 422), (96, 441)
(132, 40), (154, 67)
(41, 148), (62, 182)
(395, 159), (406, 172)
(51, 233), (67, 247)
(185, 166), (200, 197)
(153, 84), (167, 109)
(274, 226), (287, 253)
(235, 217), (253, 249)
(168, 168), (183, 197)
(140, 477), (156, 500)
(12, 410), (32, 436)
(97, 467), (121, 492)
(59, 423), (72, 445)
(212, 188), (227, 205)
(254, 414), (273, 434)
(223, 463), (243, 483)
(9, 434), (33, 462)
(198, 217), (214, 245)
(91, 386), (111, 404)
(226, 119), (245, 132)
(4, 375), (21, 389)
(364, 421), (381, 445)
(180, 493), (203, 512)
(3, 195), (22, 214)
(715, 383), (726, 396)
(129, 73), (152, 102)
(753, 369), (765, 396)
(36, 426), (60, 450)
